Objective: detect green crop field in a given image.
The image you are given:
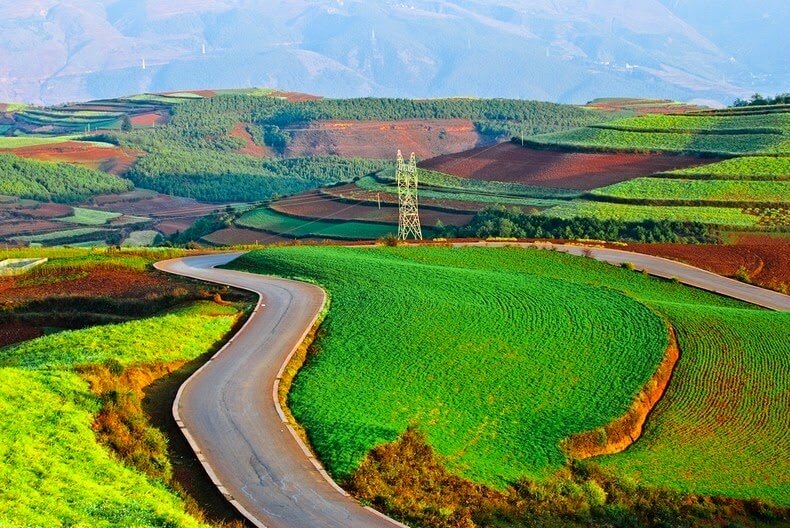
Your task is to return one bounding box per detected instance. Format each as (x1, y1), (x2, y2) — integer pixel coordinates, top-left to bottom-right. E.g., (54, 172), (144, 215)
(12, 227), (110, 244)
(543, 201), (770, 228)
(229, 246), (786, 506)
(588, 178), (789, 206)
(0, 301), (240, 527)
(236, 207), (396, 239)
(526, 110), (790, 156)
(664, 156), (790, 180)
(229, 247), (675, 485)
(356, 176), (567, 208)
(602, 304), (790, 506)
(55, 207), (123, 225)
(0, 136), (78, 149)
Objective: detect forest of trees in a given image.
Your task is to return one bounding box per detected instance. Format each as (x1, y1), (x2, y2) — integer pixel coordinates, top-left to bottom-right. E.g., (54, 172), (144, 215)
(441, 206), (714, 243)
(0, 154), (132, 202)
(733, 93), (790, 107)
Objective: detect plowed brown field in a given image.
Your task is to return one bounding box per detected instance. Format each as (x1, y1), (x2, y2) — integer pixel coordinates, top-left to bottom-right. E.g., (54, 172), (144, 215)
(130, 111), (169, 127)
(0, 141), (139, 175)
(623, 236), (789, 292)
(284, 119), (495, 159)
(270, 190), (475, 226)
(201, 227), (302, 246)
(230, 122), (274, 157)
(420, 142), (715, 190)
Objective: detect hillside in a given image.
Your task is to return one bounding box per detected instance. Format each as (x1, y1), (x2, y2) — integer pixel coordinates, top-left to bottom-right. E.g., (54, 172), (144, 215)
(1, 1), (787, 105)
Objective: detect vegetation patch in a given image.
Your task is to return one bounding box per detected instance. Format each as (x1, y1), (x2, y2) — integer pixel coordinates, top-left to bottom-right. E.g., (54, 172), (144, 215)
(661, 156), (790, 180)
(236, 207), (396, 239)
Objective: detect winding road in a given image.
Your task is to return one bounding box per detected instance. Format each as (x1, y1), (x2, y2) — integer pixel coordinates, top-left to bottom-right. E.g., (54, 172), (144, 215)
(155, 245), (789, 528)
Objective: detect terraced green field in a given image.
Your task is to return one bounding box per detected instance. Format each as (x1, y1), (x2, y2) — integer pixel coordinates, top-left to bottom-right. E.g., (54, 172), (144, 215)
(589, 178), (789, 206)
(236, 206), (396, 239)
(602, 305), (790, 506)
(54, 207), (123, 225)
(527, 111), (790, 155)
(0, 301), (240, 527)
(12, 227), (110, 244)
(543, 201), (767, 228)
(229, 247), (672, 485)
(664, 156), (790, 180)
(230, 246), (786, 506)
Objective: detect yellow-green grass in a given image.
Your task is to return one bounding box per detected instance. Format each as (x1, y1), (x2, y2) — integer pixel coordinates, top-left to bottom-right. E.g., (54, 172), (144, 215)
(236, 207), (396, 239)
(55, 207), (123, 225)
(0, 301), (240, 526)
(588, 178), (789, 206)
(0, 136), (78, 149)
(664, 156), (790, 180)
(229, 247), (675, 486)
(602, 304), (790, 506)
(122, 230), (161, 247)
(230, 246), (785, 506)
(543, 201), (767, 228)
(12, 227), (110, 244)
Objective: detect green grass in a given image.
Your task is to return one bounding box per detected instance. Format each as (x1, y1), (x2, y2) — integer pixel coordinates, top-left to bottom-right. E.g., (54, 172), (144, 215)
(229, 247), (674, 486)
(602, 304), (790, 506)
(236, 207), (396, 239)
(122, 230), (161, 247)
(588, 178), (789, 206)
(12, 227), (110, 244)
(230, 245), (785, 506)
(0, 136), (78, 149)
(543, 201), (767, 228)
(663, 156), (790, 180)
(0, 301), (240, 526)
(526, 111), (790, 156)
(55, 207), (123, 225)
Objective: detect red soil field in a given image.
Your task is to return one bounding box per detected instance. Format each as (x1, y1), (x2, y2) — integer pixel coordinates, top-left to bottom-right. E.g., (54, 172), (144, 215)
(585, 99), (706, 115)
(202, 227), (301, 246)
(271, 190), (475, 227)
(20, 203), (74, 218)
(284, 119), (495, 160)
(623, 236), (789, 292)
(230, 122), (274, 157)
(0, 323), (43, 348)
(269, 90), (322, 102)
(130, 111), (169, 127)
(0, 141), (140, 175)
(0, 218), (62, 237)
(420, 142), (716, 190)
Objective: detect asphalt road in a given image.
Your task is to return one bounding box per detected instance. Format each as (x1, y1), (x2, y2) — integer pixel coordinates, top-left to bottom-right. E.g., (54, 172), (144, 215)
(155, 245), (789, 528)
(155, 253), (404, 528)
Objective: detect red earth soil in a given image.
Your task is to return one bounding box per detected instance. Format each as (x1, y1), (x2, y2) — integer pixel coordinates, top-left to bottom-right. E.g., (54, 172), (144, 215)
(19, 203), (73, 218)
(229, 122), (274, 157)
(0, 218), (62, 237)
(419, 142), (717, 190)
(0, 141), (140, 175)
(284, 119), (496, 160)
(0, 267), (184, 304)
(202, 227), (304, 246)
(0, 323), (43, 348)
(622, 236), (789, 292)
(270, 190), (475, 227)
(269, 91), (322, 102)
(585, 99), (706, 115)
(130, 111), (169, 127)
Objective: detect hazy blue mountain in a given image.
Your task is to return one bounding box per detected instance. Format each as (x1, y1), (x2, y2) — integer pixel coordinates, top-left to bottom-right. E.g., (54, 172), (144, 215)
(0, 0), (785, 105)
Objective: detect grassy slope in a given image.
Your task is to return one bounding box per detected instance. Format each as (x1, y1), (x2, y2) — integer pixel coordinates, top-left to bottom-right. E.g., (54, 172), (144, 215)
(0, 302), (240, 526)
(601, 304), (790, 506)
(236, 207), (397, 239)
(589, 178), (789, 205)
(543, 201), (763, 227)
(664, 156), (790, 180)
(230, 246), (787, 505)
(229, 247), (671, 486)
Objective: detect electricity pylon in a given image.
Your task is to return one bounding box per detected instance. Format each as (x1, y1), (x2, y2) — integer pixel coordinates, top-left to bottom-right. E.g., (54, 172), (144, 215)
(396, 150), (422, 240)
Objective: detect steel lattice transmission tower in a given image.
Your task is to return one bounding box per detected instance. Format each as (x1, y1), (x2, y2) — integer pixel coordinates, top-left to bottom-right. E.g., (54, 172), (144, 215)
(396, 150), (422, 240)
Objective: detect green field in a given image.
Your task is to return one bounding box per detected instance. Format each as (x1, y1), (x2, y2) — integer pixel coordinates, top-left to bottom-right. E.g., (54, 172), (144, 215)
(664, 156), (790, 180)
(543, 201), (769, 228)
(229, 246), (786, 506)
(526, 111), (790, 155)
(236, 207), (396, 239)
(602, 304), (790, 506)
(12, 227), (110, 244)
(0, 301), (240, 527)
(55, 207), (123, 225)
(0, 136), (79, 149)
(122, 230), (161, 247)
(588, 178), (789, 206)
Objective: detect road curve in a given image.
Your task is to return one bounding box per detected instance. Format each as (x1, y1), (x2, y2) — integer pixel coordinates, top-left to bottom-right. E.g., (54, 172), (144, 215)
(154, 253), (405, 528)
(155, 245), (789, 528)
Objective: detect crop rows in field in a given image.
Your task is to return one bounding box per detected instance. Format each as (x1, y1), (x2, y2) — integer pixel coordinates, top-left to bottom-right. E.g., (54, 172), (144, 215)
(356, 176), (567, 209)
(588, 178), (790, 207)
(542, 201), (768, 228)
(526, 110), (790, 156)
(602, 305), (790, 506)
(229, 247), (670, 486)
(236, 206), (396, 239)
(663, 156), (790, 180)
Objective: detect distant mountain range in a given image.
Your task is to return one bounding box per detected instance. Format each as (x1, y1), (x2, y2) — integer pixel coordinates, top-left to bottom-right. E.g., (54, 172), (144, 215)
(1, 0), (786, 106)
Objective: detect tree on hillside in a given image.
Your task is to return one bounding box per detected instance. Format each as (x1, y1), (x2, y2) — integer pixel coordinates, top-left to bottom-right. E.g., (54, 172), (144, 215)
(120, 115), (133, 132)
